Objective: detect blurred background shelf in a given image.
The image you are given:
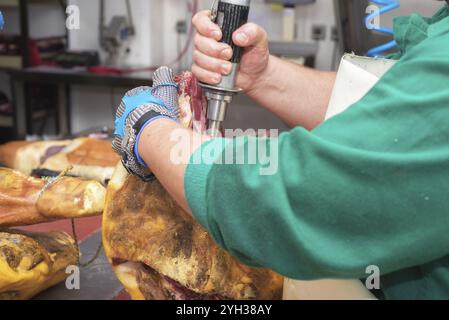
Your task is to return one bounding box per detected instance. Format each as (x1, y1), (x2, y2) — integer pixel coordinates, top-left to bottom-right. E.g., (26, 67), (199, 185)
(0, 0), (57, 7)
(0, 0), (443, 142)
(0, 114), (13, 127)
(0, 55), (22, 69)
(0, 0), (19, 8)
(0, 0), (70, 139)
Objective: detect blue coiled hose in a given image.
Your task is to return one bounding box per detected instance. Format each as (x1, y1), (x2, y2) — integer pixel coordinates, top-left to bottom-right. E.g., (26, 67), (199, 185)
(0, 11), (4, 30)
(365, 0), (400, 57)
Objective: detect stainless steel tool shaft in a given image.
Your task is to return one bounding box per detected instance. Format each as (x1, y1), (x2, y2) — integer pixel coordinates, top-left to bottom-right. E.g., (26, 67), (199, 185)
(200, 0), (251, 137)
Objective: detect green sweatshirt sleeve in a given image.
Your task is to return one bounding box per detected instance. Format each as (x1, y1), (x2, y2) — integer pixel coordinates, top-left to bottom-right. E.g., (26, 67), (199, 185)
(185, 28), (449, 281)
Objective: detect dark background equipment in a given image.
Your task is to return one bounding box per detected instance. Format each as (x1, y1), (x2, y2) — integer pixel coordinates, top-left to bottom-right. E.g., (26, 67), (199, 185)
(334, 0), (397, 57)
(54, 51), (100, 69)
(99, 0), (136, 66)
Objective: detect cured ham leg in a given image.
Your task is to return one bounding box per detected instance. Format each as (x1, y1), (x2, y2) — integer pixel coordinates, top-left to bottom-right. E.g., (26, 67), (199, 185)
(0, 138), (120, 185)
(103, 163), (283, 300)
(0, 229), (77, 300)
(0, 168), (106, 227)
(103, 71), (284, 300)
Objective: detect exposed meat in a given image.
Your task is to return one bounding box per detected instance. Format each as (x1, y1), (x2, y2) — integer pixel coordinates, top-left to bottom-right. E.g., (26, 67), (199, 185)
(176, 71), (207, 133)
(161, 274), (224, 300)
(139, 264), (225, 300)
(113, 260), (227, 300)
(40, 145), (67, 165)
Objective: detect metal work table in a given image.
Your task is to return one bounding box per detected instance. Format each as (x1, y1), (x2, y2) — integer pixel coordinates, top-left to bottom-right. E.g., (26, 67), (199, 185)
(9, 66), (154, 138)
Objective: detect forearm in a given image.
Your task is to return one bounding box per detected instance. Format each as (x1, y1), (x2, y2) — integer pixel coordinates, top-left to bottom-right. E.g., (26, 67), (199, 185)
(137, 119), (210, 213)
(246, 55), (336, 130)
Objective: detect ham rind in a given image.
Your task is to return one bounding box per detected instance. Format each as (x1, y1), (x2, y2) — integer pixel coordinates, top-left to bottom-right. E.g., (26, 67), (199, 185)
(0, 229), (78, 300)
(103, 163), (284, 301)
(0, 168), (106, 227)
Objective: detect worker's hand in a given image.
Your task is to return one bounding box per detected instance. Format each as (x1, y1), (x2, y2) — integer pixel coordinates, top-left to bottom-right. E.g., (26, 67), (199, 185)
(112, 66), (179, 181)
(191, 10), (270, 93)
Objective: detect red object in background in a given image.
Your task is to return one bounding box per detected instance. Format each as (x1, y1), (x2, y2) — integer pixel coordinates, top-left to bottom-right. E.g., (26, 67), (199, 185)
(88, 66), (127, 75)
(27, 37), (66, 67)
(28, 40), (43, 66)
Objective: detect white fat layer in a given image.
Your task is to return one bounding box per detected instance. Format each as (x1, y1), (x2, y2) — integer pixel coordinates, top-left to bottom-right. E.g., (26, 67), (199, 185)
(109, 163), (128, 190)
(82, 182), (106, 214)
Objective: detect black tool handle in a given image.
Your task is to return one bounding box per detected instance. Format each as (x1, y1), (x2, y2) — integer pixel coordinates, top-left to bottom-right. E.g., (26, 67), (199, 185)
(214, 0), (250, 64)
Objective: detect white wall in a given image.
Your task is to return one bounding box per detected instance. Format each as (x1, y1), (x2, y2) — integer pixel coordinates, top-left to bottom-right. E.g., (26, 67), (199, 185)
(0, 2), (66, 38)
(68, 0), (211, 133)
(68, 0), (161, 67)
(68, 0), (162, 132)
(382, 0), (442, 28)
(296, 0), (336, 70)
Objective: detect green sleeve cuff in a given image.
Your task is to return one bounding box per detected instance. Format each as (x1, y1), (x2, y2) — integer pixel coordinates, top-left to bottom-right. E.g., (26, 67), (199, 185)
(184, 138), (231, 231)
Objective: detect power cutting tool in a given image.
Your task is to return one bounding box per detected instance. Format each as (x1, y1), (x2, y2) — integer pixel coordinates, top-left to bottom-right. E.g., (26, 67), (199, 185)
(199, 0), (251, 137)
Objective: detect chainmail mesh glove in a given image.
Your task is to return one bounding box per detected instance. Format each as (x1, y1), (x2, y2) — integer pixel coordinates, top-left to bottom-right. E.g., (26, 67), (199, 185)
(112, 66), (179, 181)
